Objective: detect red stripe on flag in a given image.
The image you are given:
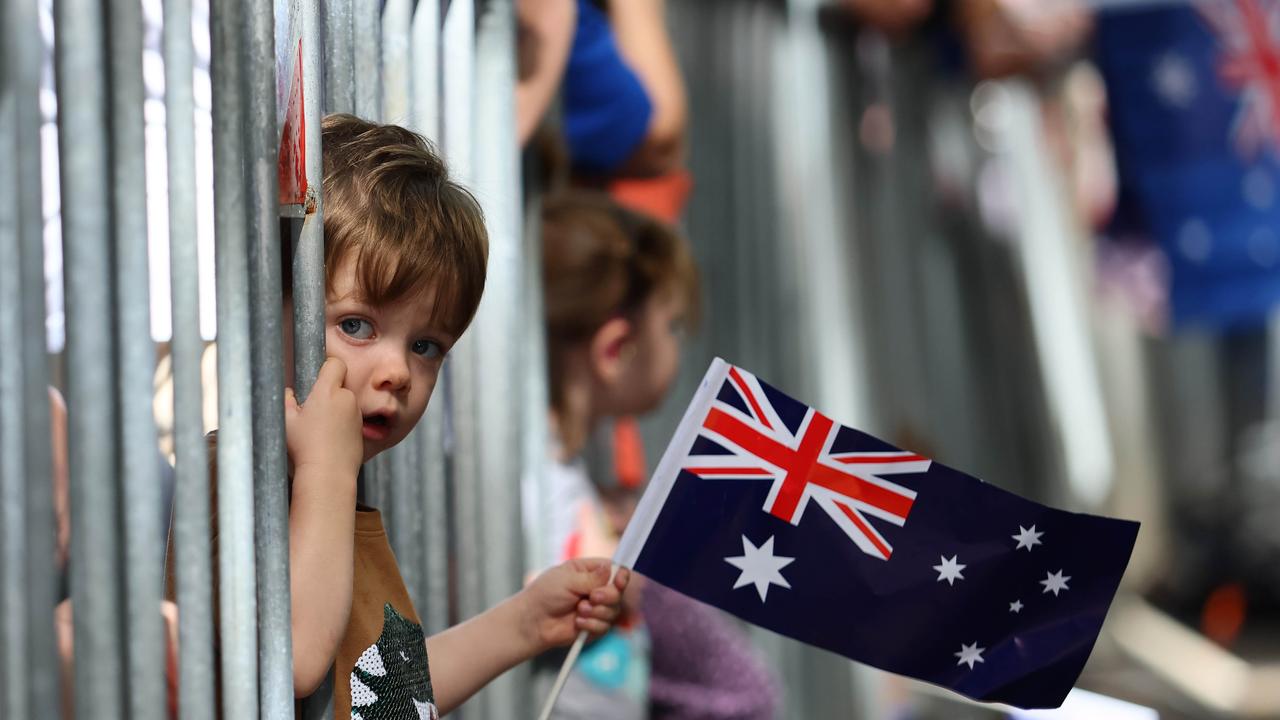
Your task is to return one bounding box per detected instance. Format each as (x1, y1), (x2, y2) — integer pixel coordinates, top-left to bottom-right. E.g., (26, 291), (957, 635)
(769, 413), (833, 521)
(728, 367), (774, 431)
(811, 464), (915, 519)
(834, 454), (927, 465)
(704, 408), (795, 469)
(687, 467), (773, 476)
(835, 501), (892, 559)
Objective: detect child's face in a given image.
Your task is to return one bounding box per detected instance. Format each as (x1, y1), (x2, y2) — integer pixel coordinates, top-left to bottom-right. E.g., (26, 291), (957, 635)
(615, 287), (687, 415)
(323, 259), (455, 462)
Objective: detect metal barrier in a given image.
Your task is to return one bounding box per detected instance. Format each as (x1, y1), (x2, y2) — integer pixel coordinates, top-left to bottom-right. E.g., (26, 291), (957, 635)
(2, 0), (524, 707)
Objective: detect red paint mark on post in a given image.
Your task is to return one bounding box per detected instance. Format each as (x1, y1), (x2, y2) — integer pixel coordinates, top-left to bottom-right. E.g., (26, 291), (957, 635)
(278, 39), (307, 205)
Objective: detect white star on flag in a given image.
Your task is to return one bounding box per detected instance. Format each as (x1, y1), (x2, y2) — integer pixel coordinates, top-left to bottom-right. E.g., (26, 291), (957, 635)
(1041, 569), (1071, 596)
(955, 642), (985, 670)
(1152, 52), (1197, 108)
(1012, 525), (1043, 551)
(725, 535), (795, 602)
(1009, 600), (1023, 613)
(933, 555), (965, 585)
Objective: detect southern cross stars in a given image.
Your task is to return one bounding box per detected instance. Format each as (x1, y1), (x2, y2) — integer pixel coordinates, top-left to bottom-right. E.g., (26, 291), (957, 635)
(1040, 569), (1071, 596)
(955, 642), (985, 670)
(933, 555), (965, 585)
(1009, 599), (1024, 613)
(725, 535), (795, 602)
(1012, 525), (1044, 551)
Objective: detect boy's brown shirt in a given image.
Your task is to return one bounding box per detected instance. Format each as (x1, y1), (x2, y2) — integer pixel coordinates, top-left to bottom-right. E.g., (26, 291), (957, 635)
(162, 436), (438, 718)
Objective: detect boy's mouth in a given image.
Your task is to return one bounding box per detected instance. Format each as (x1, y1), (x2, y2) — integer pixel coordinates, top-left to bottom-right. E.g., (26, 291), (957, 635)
(362, 411), (394, 441)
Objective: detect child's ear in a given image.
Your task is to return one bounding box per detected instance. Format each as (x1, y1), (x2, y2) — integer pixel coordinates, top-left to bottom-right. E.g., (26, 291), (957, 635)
(589, 316), (633, 385)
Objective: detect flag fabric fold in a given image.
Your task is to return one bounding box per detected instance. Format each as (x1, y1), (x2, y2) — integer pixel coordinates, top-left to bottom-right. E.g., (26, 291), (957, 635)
(616, 359), (1139, 709)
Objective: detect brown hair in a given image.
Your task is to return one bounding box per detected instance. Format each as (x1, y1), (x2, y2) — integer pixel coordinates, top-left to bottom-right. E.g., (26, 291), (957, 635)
(302, 113), (488, 337)
(541, 190), (699, 407)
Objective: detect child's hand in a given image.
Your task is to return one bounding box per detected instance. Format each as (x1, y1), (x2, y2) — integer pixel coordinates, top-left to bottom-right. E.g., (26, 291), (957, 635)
(284, 357), (363, 475)
(520, 558), (630, 651)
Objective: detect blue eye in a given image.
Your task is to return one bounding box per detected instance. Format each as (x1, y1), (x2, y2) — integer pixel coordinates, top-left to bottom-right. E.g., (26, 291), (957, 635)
(411, 339), (443, 359)
(339, 318), (374, 339)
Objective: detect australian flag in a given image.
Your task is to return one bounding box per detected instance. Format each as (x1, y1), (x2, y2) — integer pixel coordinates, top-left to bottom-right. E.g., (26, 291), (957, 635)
(1095, 0), (1280, 329)
(615, 360), (1139, 709)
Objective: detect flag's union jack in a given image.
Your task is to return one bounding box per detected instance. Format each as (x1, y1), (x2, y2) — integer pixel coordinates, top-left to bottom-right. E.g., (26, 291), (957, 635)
(1200, 0), (1280, 157)
(683, 366), (930, 561)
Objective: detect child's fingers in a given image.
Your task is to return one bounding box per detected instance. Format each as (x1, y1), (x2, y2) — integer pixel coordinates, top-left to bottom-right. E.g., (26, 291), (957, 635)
(316, 356), (347, 390)
(613, 566), (630, 592)
(588, 584), (620, 606)
(573, 556), (612, 576)
(562, 558), (612, 594)
(284, 387), (299, 413)
(577, 599), (619, 623)
(574, 616), (612, 636)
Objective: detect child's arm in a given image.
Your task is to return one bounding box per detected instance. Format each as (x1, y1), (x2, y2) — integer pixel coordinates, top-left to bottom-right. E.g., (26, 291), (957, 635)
(609, 0), (687, 176)
(426, 558), (629, 715)
(283, 357), (365, 695)
(515, 0), (576, 145)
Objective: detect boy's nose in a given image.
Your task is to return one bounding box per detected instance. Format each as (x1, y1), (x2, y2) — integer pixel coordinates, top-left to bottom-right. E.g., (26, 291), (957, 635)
(373, 351), (411, 392)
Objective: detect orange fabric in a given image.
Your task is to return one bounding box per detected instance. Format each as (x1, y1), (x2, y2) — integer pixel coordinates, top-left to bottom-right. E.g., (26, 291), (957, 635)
(607, 170), (693, 224)
(611, 417), (647, 490)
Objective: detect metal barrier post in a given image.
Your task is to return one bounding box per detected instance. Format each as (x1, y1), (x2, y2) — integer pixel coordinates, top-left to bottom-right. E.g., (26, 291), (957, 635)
(412, 0), (441, 142)
(244, 1), (294, 716)
(324, 0), (356, 113)
(163, 0), (217, 712)
(295, 0), (333, 712)
(381, 0), (412, 125)
(14, 0), (57, 702)
(0, 36), (29, 720)
(294, 0), (328, 401)
(354, 0), (381, 120)
(211, 0), (261, 712)
(471, 1), (528, 714)
(107, 0), (167, 716)
(55, 0), (127, 712)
